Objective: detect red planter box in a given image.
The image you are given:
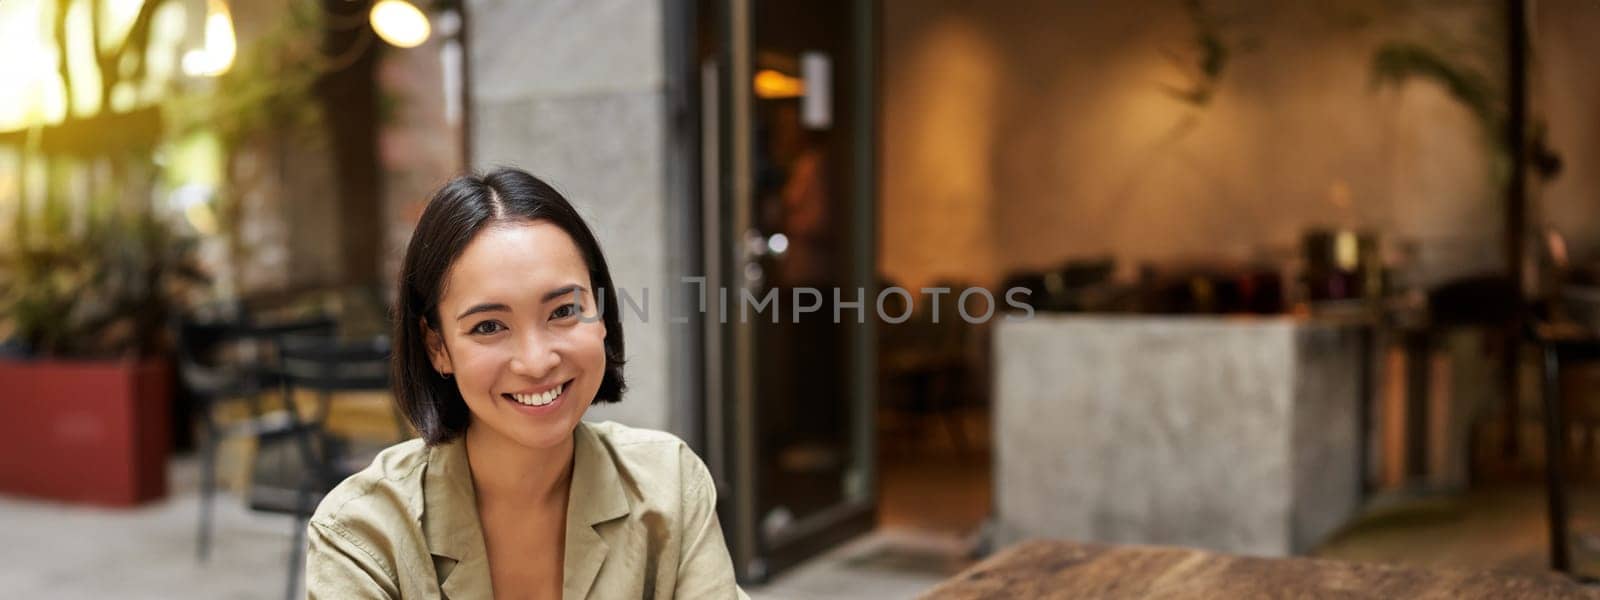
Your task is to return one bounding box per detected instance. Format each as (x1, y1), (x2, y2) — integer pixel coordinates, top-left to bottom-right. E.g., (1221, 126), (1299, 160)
(0, 358), (172, 506)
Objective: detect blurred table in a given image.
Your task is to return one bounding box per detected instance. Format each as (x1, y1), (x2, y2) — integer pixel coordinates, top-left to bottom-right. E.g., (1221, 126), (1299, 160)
(923, 540), (1599, 598)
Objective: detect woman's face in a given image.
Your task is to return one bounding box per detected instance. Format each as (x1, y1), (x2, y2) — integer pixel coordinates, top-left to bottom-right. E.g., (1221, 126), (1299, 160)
(425, 220), (608, 451)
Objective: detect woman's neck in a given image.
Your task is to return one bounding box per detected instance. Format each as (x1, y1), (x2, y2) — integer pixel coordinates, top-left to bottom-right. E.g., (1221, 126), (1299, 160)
(463, 424), (576, 507)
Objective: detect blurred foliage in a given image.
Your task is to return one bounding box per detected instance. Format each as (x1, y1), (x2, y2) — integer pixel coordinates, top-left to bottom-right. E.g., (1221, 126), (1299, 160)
(1371, 34), (1561, 185)
(0, 0), (225, 359)
(164, 1), (329, 282)
(0, 172), (211, 358)
(167, 1), (326, 149)
(1164, 0), (1231, 107)
(1371, 42), (1502, 144)
(1, 0), (347, 360)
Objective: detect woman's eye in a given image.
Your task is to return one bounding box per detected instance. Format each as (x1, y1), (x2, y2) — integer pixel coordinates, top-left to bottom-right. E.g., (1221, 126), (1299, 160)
(551, 303), (580, 320)
(470, 321), (505, 335)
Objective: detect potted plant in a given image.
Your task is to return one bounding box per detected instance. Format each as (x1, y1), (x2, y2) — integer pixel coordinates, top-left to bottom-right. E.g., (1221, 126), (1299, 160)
(0, 208), (209, 507)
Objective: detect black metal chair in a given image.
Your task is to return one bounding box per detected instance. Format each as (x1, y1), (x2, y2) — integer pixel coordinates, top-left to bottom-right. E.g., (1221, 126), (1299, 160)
(175, 313), (336, 563)
(1531, 320), (1600, 580)
(258, 334), (404, 600)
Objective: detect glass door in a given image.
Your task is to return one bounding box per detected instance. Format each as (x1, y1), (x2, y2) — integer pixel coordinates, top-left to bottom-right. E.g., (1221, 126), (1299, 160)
(697, 0), (877, 583)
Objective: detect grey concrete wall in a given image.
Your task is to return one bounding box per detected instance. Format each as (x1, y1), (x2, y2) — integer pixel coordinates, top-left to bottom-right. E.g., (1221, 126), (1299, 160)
(993, 315), (1362, 556)
(466, 0), (682, 435)
(1289, 325), (1365, 553)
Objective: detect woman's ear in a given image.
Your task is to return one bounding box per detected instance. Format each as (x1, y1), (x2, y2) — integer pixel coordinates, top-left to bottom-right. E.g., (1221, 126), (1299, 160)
(422, 318), (453, 376)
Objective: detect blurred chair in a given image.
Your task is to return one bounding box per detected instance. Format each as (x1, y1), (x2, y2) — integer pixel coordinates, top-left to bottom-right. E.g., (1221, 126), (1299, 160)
(879, 281), (981, 453)
(255, 334), (403, 600)
(175, 313), (336, 562)
(1411, 274), (1519, 484)
(1529, 319), (1600, 577)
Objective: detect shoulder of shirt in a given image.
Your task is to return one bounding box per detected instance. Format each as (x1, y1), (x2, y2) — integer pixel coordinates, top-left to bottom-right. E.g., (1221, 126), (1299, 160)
(309, 437), (429, 526)
(584, 420), (714, 490)
(585, 419), (689, 449)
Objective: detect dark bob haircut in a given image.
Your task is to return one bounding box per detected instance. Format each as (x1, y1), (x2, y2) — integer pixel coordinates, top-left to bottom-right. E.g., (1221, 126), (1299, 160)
(393, 167), (626, 445)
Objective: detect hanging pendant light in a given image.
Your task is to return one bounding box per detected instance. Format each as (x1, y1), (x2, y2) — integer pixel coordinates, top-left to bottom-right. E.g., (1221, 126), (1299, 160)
(370, 0), (431, 49)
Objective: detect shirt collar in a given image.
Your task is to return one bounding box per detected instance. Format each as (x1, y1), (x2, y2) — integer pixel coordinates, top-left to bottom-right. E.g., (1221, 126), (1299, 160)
(422, 437), (480, 562)
(421, 421), (632, 598)
(564, 421), (632, 599)
(569, 421), (632, 526)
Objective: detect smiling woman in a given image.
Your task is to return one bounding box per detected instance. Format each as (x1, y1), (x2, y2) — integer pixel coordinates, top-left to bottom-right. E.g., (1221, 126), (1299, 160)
(304, 168), (747, 599)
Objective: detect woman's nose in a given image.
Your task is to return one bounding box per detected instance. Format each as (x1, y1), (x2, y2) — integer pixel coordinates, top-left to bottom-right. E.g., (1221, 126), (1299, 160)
(510, 334), (561, 378)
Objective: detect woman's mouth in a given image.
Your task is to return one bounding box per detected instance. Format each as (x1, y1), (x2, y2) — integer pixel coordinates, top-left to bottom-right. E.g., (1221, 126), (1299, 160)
(502, 380), (569, 409)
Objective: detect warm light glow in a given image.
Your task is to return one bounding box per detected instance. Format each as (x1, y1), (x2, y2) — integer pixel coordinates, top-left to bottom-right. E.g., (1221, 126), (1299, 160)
(0, 0), (182, 128)
(100, 0), (148, 52)
(185, 200), (220, 235)
(0, 0), (61, 129)
(180, 50), (209, 76)
(140, 3), (188, 102)
(182, 0), (235, 77)
(754, 69), (804, 99)
(371, 0), (431, 49)
(204, 0), (236, 71)
(1334, 231), (1360, 272)
(1328, 180), (1353, 209)
(64, 0), (103, 117)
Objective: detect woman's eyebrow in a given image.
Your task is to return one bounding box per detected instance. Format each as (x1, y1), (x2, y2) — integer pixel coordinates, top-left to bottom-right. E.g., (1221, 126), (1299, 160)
(456, 302), (511, 321)
(542, 284), (587, 303)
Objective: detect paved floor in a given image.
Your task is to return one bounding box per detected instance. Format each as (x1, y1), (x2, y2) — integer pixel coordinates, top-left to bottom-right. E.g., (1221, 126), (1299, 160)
(0, 459), (303, 599)
(1314, 484), (1600, 576)
(749, 529), (968, 599)
(0, 455), (960, 599)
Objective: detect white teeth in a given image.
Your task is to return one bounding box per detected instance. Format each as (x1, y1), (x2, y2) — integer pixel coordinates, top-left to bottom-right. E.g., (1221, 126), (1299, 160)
(511, 383), (564, 407)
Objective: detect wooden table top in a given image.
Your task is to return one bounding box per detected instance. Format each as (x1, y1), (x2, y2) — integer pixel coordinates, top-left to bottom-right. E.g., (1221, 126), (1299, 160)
(922, 540), (1600, 599)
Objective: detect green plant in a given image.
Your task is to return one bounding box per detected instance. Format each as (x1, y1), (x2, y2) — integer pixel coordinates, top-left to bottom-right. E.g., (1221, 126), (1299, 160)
(167, 0), (326, 148)
(1368, 21), (1570, 194)
(1370, 42), (1502, 147)
(0, 206), (210, 359)
(0, 0), (218, 359)
(1163, 0), (1231, 107)
(163, 1), (329, 279)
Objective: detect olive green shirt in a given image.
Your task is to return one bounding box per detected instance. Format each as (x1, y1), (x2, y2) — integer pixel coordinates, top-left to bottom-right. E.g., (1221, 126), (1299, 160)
(304, 421), (747, 599)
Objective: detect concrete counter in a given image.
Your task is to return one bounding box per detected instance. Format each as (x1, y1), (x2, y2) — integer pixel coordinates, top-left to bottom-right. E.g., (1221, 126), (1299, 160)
(992, 315), (1365, 556)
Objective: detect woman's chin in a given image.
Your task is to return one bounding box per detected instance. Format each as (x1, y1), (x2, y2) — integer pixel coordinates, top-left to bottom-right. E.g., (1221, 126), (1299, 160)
(467, 414), (577, 452)
(510, 425), (578, 451)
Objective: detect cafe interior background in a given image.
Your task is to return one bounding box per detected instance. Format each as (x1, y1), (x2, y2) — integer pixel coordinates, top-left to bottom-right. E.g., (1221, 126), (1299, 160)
(2, 0), (1600, 597)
